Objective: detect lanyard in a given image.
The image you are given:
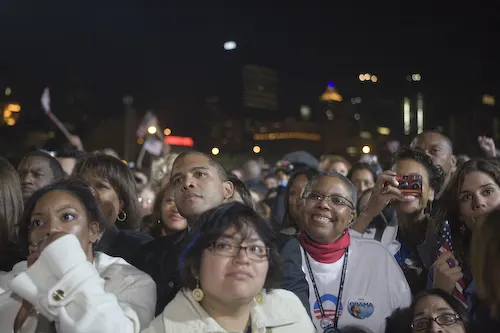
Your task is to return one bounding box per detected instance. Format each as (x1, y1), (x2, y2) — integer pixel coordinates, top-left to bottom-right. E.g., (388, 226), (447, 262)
(304, 247), (349, 331)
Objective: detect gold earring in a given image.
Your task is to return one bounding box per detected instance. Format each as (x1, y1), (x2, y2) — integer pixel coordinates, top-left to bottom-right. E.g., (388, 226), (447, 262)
(192, 279), (204, 302)
(254, 291), (264, 304)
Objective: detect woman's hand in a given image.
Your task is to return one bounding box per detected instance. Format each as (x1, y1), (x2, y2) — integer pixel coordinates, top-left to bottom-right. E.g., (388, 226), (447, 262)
(478, 136), (497, 158)
(432, 251), (464, 294)
(363, 171), (405, 217)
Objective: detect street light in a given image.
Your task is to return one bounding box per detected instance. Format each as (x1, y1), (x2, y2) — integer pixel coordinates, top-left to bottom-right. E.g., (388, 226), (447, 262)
(371, 75), (378, 83)
(164, 128), (172, 136)
(147, 126), (157, 134)
(223, 41), (237, 51)
(362, 145), (371, 154)
(253, 145), (261, 154)
(211, 147), (220, 155)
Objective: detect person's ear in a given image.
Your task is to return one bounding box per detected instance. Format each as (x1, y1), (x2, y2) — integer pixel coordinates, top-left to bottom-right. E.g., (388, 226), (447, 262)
(428, 187), (435, 203)
(348, 210), (356, 228)
(450, 154), (457, 174)
(222, 180), (235, 201)
(89, 221), (100, 244)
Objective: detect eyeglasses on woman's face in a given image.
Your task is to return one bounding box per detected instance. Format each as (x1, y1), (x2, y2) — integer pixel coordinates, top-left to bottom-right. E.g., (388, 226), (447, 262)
(210, 240), (269, 262)
(411, 313), (462, 331)
(304, 191), (354, 210)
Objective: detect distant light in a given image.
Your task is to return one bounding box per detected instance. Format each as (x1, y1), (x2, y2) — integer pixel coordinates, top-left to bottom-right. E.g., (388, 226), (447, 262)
(362, 145), (371, 154)
(4, 110), (11, 118)
(363, 73), (371, 81)
(346, 146), (357, 155)
(4, 87), (11, 96)
(359, 74), (365, 81)
(147, 126), (157, 134)
(6, 118), (15, 126)
(327, 82), (335, 88)
(253, 145), (261, 154)
(354, 113), (361, 120)
(165, 136), (194, 147)
(482, 94), (495, 106)
(355, 97), (362, 103)
(121, 160), (127, 165)
(411, 73), (421, 81)
(137, 137), (144, 144)
(211, 147), (220, 155)
(371, 75), (378, 83)
(164, 128), (172, 136)
(325, 110), (334, 120)
(223, 41), (237, 51)
(377, 127), (391, 135)
(403, 97), (411, 135)
(360, 131), (372, 139)
(6, 104), (20, 112)
(300, 105), (311, 120)
(406, 75), (412, 82)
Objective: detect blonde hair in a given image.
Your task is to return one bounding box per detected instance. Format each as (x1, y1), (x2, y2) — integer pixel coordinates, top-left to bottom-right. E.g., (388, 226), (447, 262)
(471, 209), (500, 318)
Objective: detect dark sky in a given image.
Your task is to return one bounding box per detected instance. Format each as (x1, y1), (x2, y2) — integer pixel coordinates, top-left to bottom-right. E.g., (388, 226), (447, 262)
(0, 1), (498, 131)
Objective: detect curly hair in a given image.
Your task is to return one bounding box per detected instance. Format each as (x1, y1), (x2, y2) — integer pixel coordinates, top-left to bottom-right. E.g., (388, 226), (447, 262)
(393, 147), (445, 195)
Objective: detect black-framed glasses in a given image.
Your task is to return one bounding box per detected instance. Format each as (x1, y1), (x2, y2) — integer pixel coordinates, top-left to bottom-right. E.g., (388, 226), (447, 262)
(304, 191), (354, 210)
(411, 314), (462, 331)
(210, 241), (269, 261)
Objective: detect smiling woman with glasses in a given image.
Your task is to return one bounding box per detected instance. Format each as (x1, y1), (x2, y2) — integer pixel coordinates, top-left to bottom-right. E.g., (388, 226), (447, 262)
(140, 202), (315, 332)
(409, 289), (469, 333)
(297, 171), (411, 333)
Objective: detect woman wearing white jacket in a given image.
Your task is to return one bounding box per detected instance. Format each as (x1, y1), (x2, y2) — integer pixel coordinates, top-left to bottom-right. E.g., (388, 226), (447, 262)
(143, 202), (314, 332)
(0, 179), (156, 333)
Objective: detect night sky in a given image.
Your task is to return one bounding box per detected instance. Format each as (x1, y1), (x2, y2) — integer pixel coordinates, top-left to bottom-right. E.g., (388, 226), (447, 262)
(0, 1), (498, 142)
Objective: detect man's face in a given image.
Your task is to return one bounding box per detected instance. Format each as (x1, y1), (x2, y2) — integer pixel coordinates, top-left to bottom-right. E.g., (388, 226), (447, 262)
(18, 156), (56, 202)
(170, 153), (234, 222)
(410, 132), (456, 177)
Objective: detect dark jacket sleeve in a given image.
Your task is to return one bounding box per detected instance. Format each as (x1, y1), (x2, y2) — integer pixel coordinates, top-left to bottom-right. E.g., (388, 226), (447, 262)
(277, 234), (311, 318)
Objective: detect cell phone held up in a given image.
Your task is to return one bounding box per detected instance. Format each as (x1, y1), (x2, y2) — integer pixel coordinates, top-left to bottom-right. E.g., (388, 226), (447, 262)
(395, 174), (422, 194)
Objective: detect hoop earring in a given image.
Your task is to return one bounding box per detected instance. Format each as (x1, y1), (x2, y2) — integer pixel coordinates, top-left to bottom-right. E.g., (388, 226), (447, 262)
(192, 279), (204, 302)
(117, 211), (127, 222)
(254, 291), (264, 304)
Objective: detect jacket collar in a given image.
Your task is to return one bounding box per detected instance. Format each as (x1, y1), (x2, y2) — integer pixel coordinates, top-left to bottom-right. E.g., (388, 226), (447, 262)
(162, 289), (300, 332)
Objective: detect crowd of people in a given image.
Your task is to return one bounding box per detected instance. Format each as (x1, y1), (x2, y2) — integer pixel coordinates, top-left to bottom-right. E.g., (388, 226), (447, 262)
(0, 131), (499, 332)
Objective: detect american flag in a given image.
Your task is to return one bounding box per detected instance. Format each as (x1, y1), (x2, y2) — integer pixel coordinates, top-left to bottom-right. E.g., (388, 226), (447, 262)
(437, 221), (468, 307)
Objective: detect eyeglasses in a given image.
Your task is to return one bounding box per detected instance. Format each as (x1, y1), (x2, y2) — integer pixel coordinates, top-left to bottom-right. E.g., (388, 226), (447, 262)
(210, 241), (269, 261)
(411, 314), (462, 331)
(304, 191), (354, 210)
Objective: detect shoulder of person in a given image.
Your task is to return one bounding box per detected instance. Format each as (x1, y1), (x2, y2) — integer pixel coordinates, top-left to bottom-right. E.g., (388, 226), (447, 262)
(96, 252), (155, 284)
(350, 236), (397, 260)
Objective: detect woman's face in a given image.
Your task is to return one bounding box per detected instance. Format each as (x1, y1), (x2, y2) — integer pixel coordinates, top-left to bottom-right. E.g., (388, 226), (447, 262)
(28, 190), (99, 258)
(160, 188), (187, 232)
(288, 174), (309, 222)
(199, 226), (269, 305)
(458, 171), (500, 230)
(79, 173), (122, 224)
(393, 159), (434, 215)
(412, 295), (465, 333)
(303, 176), (355, 244)
(330, 162), (349, 176)
(351, 168), (375, 195)
(138, 187), (155, 218)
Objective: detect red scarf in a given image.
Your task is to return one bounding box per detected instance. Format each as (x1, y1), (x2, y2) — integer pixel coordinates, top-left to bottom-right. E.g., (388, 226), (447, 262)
(299, 230), (351, 264)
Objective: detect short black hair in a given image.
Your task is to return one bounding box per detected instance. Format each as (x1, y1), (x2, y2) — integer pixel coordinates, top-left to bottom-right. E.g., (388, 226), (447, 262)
(179, 202), (282, 292)
(20, 150), (66, 182)
(55, 148), (88, 159)
(17, 179), (109, 254)
(229, 175), (254, 208)
(347, 163), (377, 184)
(71, 153), (140, 228)
(307, 171), (357, 207)
(411, 130), (454, 153)
(411, 289), (470, 331)
(393, 147), (445, 194)
(172, 151), (229, 182)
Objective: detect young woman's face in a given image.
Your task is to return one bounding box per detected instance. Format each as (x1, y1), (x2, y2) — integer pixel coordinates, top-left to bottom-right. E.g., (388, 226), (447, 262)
(160, 187), (187, 233)
(28, 190), (99, 257)
(198, 226), (269, 306)
(412, 295), (465, 333)
(458, 171), (500, 230)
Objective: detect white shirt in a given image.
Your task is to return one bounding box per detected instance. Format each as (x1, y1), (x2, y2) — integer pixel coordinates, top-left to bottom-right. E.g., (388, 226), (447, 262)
(350, 226), (400, 255)
(301, 236), (412, 333)
(0, 234), (156, 333)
